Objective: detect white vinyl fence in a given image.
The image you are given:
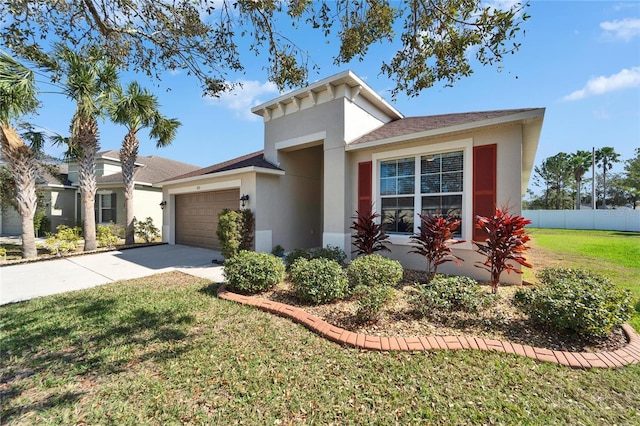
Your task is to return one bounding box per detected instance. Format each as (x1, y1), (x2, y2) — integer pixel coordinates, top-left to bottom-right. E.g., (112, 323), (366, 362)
(523, 210), (640, 232)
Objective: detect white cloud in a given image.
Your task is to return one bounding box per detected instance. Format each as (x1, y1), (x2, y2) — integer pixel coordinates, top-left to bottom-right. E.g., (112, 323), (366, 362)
(562, 67), (640, 101)
(206, 80), (280, 121)
(600, 18), (640, 41)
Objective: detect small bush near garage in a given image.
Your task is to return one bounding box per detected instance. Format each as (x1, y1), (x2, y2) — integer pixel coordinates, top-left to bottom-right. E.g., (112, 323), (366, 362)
(134, 217), (160, 243)
(513, 268), (634, 338)
(290, 257), (348, 304)
(217, 209), (255, 260)
(224, 251), (285, 294)
(346, 254), (403, 292)
(409, 275), (489, 320)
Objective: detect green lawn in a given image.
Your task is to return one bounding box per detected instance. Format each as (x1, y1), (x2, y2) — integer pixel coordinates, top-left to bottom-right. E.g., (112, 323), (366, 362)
(2, 271), (639, 424)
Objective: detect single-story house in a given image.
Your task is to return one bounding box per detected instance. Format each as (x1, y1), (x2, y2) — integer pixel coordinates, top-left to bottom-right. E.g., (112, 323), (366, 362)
(1, 151), (199, 237)
(159, 70), (544, 283)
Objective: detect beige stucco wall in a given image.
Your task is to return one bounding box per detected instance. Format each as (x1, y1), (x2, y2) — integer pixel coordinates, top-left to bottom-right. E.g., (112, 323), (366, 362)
(133, 186), (163, 233)
(256, 146), (323, 253)
(347, 123), (525, 284)
(260, 83), (396, 254)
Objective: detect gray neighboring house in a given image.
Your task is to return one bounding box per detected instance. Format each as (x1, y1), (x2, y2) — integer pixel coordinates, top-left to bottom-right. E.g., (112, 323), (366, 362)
(1, 150), (199, 237)
(159, 70), (545, 285)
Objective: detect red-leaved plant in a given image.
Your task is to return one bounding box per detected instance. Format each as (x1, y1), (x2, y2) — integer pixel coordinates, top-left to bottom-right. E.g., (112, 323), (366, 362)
(351, 206), (391, 256)
(474, 207), (532, 294)
(409, 213), (465, 280)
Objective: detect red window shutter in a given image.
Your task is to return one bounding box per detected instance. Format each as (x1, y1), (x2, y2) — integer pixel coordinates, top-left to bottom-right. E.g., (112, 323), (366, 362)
(357, 161), (373, 215)
(473, 144), (497, 241)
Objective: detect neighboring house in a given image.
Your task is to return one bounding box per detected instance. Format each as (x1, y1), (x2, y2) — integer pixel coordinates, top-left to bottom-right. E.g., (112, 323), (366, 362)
(0, 161), (76, 236)
(1, 151), (199, 237)
(159, 70), (545, 283)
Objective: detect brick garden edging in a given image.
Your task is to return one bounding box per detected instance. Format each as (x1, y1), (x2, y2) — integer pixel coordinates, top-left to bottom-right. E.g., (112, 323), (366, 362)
(217, 285), (640, 369)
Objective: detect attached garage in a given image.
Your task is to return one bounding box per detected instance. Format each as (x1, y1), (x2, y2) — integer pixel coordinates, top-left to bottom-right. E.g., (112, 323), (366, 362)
(174, 189), (239, 249)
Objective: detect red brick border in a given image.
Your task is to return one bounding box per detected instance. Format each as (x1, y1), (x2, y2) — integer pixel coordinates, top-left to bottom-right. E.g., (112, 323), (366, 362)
(217, 285), (640, 369)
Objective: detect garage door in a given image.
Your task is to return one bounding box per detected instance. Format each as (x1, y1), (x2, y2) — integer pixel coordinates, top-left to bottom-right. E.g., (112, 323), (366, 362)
(175, 189), (240, 249)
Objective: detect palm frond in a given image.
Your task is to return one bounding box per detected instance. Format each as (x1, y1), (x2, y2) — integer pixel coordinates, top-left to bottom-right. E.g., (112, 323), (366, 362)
(0, 50), (39, 124)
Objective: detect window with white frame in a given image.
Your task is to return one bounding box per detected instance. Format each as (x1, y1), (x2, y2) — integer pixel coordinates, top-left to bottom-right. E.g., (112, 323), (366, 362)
(380, 150), (464, 236)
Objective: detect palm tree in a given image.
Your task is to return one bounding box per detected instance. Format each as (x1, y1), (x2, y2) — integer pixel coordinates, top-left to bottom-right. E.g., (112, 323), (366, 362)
(53, 45), (118, 251)
(0, 51), (41, 258)
(569, 150), (592, 209)
(109, 81), (180, 245)
(595, 147), (620, 209)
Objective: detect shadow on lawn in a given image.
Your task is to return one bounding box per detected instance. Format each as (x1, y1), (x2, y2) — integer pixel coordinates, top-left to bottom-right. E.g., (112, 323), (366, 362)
(0, 293), (196, 422)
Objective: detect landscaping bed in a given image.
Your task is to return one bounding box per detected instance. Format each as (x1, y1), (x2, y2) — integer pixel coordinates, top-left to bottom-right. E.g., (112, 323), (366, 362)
(254, 269), (629, 354)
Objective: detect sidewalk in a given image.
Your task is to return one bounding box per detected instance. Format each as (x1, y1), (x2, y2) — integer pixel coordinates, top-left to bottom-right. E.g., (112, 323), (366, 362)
(0, 244), (226, 305)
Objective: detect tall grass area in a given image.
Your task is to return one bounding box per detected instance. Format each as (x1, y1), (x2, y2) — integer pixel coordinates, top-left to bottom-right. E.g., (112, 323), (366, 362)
(1, 272), (639, 424)
(526, 228), (640, 329)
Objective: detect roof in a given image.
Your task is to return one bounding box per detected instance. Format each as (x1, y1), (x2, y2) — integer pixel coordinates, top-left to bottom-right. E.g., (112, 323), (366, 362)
(95, 155), (200, 185)
(251, 70), (403, 121)
(38, 163), (72, 187)
(160, 150), (282, 182)
(349, 108), (542, 147)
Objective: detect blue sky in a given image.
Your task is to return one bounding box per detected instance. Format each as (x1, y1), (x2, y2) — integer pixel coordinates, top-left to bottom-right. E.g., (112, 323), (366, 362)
(29, 1), (640, 194)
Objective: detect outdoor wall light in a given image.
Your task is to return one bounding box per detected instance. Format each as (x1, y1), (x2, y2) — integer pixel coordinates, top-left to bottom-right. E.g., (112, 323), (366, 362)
(159, 200), (167, 209)
(240, 194), (250, 208)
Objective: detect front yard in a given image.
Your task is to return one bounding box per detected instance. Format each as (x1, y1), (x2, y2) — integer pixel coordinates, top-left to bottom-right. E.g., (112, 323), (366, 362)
(1, 228), (639, 423)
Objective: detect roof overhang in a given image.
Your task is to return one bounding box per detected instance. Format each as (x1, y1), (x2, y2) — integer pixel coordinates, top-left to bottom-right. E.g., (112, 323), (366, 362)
(155, 166), (285, 188)
(251, 70), (403, 121)
(346, 108), (545, 152)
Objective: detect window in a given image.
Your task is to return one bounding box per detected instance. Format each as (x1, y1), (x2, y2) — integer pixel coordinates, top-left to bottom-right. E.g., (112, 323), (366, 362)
(380, 157), (415, 233)
(96, 193), (117, 223)
(380, 150), (464, 236)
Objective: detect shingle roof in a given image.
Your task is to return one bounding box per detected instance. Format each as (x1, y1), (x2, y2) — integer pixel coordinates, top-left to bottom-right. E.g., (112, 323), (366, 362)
(95, 155), (200, 185)
(38, 163), (72, 186)
(162, 150), (282, 182)
(350, 109), (540, 145)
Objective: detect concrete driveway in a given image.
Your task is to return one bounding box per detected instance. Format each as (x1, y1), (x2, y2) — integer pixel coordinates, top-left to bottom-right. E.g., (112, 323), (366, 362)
(0, 244), (226, 305)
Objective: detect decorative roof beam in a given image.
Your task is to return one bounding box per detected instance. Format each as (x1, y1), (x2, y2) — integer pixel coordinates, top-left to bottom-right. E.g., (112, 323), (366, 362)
(350, 85), (362, 101)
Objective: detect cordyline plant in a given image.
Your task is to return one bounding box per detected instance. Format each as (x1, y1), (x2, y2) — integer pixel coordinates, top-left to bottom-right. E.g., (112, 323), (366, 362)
(351, 206), (391, 256)
(474, 207), (532, 294)
(409, 213), (465, 281)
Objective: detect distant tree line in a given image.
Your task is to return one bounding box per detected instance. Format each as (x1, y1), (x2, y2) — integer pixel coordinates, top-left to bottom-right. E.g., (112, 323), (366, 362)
(525, 147), (640, 210)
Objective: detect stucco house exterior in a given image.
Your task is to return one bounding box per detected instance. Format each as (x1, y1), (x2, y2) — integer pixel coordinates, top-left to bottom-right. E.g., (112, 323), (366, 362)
(159, 70), (544, 283)
(1, 151), (199, 237)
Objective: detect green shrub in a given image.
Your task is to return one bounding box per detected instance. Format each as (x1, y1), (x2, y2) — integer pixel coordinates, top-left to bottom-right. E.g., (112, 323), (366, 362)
(513, 268), (634, 338)
(217, 209), (242, 260)
(217, 209), (255, 260)
(290, 257), (348, 304)
(223, 250), (285, 294)
(410, 275), (488, 320)
(347, 254), (403, 292)
(134, 217), (160, 243)
(355, 284), (394, 323)
(97, 223), (119, 248)
(313, 245), (347, 266)
(285, 248), (313, 268)
(45, 225), (82, 255)
(285, 245), (347, 269)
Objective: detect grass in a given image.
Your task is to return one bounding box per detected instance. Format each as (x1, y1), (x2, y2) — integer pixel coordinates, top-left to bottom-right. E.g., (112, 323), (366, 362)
(2, 271), (640, 424)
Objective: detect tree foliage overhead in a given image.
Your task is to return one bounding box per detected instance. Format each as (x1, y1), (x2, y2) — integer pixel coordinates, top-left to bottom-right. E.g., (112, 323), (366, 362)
(1, 0), (529, 97)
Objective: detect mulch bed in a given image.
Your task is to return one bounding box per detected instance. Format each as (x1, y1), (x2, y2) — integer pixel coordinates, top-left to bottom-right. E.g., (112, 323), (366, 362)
(258, 269), (628, 353)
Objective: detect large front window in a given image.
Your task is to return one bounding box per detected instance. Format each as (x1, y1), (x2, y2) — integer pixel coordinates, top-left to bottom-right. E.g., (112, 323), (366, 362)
(380, 150), (464, 236)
